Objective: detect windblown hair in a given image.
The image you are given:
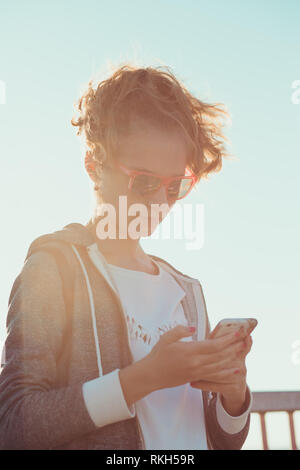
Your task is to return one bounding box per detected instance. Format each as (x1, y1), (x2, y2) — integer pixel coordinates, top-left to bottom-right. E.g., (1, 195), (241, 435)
(71, 63), (231, 184)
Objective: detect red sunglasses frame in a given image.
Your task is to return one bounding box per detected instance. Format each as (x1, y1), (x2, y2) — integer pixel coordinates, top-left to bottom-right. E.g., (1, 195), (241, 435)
(115, 162), (197, 201)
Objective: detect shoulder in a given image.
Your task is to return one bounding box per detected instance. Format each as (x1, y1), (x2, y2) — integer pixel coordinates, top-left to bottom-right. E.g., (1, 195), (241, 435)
(24, 246), (63, 279)
(24, 237), (79, 282)
(9, 250), (62, 306)
(9, 240), (71, 308)
(6, 248), (67, 335)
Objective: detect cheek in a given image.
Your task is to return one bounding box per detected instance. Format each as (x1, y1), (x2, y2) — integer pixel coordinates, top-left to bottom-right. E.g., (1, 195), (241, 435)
(100, 177), (128, 206)
(101, 185), (144, 224)
(126, 194), (150, 221)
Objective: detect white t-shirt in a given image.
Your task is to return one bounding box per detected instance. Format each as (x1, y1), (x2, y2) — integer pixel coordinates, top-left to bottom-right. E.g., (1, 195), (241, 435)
(107, 259), (208, 450)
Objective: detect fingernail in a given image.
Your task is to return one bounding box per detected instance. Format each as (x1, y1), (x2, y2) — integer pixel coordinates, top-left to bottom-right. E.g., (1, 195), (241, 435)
(189, 326), (196, 332)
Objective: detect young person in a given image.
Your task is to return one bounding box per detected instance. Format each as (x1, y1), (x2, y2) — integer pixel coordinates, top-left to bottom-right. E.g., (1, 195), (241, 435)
(0, 64), (253, 450)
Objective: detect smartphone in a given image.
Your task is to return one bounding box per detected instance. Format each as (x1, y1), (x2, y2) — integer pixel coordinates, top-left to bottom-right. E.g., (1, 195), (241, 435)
(209, 318), (258, 339)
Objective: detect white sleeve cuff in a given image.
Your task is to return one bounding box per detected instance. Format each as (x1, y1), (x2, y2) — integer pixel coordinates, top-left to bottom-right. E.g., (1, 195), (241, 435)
(216, 386), (253, 434)
(82, 369), (136, 428)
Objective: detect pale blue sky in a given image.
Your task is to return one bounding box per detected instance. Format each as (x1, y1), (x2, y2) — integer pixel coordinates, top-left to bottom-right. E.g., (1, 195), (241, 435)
(0, 0), (299, 449)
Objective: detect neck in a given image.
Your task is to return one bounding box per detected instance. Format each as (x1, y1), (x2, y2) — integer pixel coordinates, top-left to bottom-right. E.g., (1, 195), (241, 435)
(85, 217), (146, 264)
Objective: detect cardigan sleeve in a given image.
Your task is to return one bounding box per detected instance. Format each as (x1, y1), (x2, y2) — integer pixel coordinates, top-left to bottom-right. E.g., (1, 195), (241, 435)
(216, 387), (253, 434)
(203, 389), (251, 450)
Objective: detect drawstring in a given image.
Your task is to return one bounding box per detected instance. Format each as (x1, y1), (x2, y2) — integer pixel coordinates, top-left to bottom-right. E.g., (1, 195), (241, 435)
(71, 244), (103, 377)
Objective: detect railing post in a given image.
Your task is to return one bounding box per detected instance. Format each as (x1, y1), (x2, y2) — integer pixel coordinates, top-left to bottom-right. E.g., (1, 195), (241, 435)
(259, 412), (268, 450)
(288, 411), (297, 450)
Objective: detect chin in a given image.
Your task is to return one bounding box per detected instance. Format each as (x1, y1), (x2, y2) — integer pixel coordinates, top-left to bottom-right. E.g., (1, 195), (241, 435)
(137, 217), (159, 237)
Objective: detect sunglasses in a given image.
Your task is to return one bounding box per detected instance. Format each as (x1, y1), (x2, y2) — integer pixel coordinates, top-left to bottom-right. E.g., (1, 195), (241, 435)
(110, 161), (197, 202)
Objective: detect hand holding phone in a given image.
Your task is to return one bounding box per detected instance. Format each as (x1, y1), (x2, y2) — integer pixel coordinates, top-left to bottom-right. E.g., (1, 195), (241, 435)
(188, 318), (257, 400)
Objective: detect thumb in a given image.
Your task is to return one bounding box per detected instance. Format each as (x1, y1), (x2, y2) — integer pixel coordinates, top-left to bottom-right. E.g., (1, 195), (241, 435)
(159, 325), (196, 344)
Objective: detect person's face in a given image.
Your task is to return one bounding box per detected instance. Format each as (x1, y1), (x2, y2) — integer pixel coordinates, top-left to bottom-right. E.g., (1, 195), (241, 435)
(98, 124), (190, 237)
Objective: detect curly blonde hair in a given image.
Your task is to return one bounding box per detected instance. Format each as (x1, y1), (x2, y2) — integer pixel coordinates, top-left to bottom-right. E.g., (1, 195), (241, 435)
(71, 63), (230, 185)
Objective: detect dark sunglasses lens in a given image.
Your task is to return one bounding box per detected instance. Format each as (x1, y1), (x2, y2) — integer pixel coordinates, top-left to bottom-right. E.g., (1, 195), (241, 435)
(168, 178), (193, 200)
(132, 174), (161, 195)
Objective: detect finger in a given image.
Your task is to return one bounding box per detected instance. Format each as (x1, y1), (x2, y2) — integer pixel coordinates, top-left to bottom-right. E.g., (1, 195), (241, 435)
(223, 339), (251, 360)
(217, 334), (252, 360)
(244, 335), (253, 354)
(194, 366), (246, 384)
(190, 380), (234, 395)
(212, 338), (247, 361)
(209, 324), (248, 341)
(188, 336), (246, 361)
(186, 342), (245, 373)
(192, 330), (243, 355)
(159, 325), (195, 344)
(199, 355), (244, 376)
(237, 335), (253, 358)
